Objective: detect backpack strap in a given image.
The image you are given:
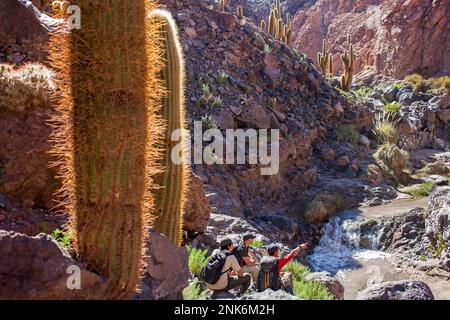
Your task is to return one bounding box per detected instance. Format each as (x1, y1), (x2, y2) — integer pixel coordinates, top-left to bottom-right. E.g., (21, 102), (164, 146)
(220, 252), (232, 275)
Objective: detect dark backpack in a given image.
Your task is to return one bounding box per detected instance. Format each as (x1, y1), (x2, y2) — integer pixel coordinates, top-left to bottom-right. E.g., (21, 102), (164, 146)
(256, 256), (280, 292)
(200, 251), (231, 285)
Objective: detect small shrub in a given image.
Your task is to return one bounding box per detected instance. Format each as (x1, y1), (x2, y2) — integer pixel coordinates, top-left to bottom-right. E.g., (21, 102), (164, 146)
(410, 181), (434, 199)
(393, 83), (403, 89)
(211, 96), (222, 110)
(292, 49), (307, 62)
(336, 125), (359, 144)
(186, 246), (209, 277)
(217, 71), (228, 85)
(293, 280), (334, 300)
(281, 261), (310, 282)
(372, 112), (400, 144)
(404, 73), (427, 92)
(418, 255), (427, 262)
(201, 83), (211, 96)
(353, 86), (373, 100)
(384, 102), (401, 115)
(251, 239), (264, 248)
(201, 115), (218, 130)
(428, 232), (447, 258)
(182, 280), (209, 300)
(264, 43), (273, 54)
(373, 143), (409, 180)
(51, 228), (71, 247)
(428, 76), (450, 94)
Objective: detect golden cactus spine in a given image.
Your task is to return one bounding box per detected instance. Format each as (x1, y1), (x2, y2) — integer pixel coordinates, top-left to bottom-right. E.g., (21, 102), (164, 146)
(340, 35), (356, 91)
(48, 0), (164, 299)
(149, 10), (189, 247)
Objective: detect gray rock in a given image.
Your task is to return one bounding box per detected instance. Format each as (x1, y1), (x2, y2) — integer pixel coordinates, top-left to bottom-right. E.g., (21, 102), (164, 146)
(304, 272), (344, 300)
(241, 289), (298, 300)
(137, 231), (189, 300)
(357, 280), (434, 300)
(366, 98), (384, 109)
(383, 86), (398, 102)
(399, 92), (414, 106)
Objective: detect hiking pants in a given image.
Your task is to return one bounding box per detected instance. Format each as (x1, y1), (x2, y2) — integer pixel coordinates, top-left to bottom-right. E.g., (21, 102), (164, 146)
(241, 265), (260, 282)
(225, 273), (252, 296)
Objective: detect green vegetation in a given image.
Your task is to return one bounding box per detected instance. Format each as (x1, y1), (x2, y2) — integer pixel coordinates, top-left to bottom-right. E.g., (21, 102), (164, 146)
(183, 280), (209, 300)
(186, 246), (209, 277)
(201, 115), (219, 130)
(404, 74), (450, 94)
(429, 232), (447, 258)
(352, 86), (373, 100)
(292, 49), (307, 62)
(372, 112), (400, 144)
(51, 228), (71, 248)
(282, 261), (333, 300)
(217, 71), (229, 85)
(251, 239), (264, 248)
(373, 143), (409, 181)
(384, 102), (401, 115)
(211, 96), (223, 110)
(409, 181), (434, 200)
(264, 43), (273, 54)
(336, 124), (360, 144)
(418, 255), (427, 262)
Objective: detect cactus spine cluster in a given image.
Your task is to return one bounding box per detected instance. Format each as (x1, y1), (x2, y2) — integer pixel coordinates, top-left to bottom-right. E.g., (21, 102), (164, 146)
(237, 5), (244, 18)
(48, 1), (188, 299)
(340, 35), (356, 91)
(150, 9), (188, 248)
(263, 0), (291, 45)
(317, 39), (333, 76)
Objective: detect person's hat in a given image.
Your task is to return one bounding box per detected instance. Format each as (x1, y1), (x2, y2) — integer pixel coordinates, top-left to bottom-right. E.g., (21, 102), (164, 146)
(267, 244), (280, 256)
(243, 232), (256, 241)
(219, 238), (233, 247)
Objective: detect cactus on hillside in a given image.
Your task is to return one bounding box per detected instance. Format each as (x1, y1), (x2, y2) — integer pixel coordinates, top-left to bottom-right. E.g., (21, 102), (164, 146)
(268, 10), (276, 36)
(48, 1), (187, 299)
(237, 5), (244, 18)
(219, 0), (225, 11)
(260, 20), (267, 31)
(328, 53), (334, 76)
(317, 39), (330, 75)
(340, 35), (356, 91)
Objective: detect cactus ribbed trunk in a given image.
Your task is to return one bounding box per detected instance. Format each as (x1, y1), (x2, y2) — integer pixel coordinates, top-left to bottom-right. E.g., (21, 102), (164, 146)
(150, 10), (188, 247)
(48, 0), (164, 299)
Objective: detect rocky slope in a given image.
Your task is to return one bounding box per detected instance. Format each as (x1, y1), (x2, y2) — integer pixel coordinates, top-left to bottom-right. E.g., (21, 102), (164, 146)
(289, 0), (450, 80)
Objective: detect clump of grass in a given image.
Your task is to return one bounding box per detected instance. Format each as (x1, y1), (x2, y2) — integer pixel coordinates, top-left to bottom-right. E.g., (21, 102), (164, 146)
(0, 63), (55, 112)
(428, 76), (450, 94)
(372, 112), (400, 144)
(251, 239), (264, 248)
(282, 261), (310, 282)
(410, 181), (435, 200)
(384, 102), (401, 115)
(217, 71), (228, 85)
(211, 96), (222, 110)
(201, 115), (218, 130)
(264, 43), (273, 54)
(182, 279), (209, 300)
(353, 86), (373, 100)
(336, 125), (360, 144)
(293, 280), (334, 300)
(51, 228), (71, 248)
(428, 232), (447, 258)
(404, 73), (427, 92)
(418, 255), (427, 262)
(373, 143), (409, 180)
(292, 49), (307, 62)
(186, 246), (209, 277)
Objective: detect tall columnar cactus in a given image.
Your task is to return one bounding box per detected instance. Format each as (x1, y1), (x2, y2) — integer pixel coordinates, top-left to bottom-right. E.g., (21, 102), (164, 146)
(260, 20), (267, 31)
(276, 18), (283, 40)
(317, 39), (330, 75)
(149, 9), (189, 248)
(48, 1), (187, 299)
(219, 0), (225, 11)
(237, 5), (244, 19)
(328, 53), (334, 76)
(268, 10), (276, 36)
(275, 0), (281, 19)
(340, 35), (356, 91)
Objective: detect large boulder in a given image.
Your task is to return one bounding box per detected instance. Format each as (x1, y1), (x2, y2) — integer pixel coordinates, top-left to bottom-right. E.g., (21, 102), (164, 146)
(0, 0), (60, 63)
(183, 173), (211, 233)
(357, 280), (434, 300)
(0, 230), (107, 299)
(304, 192), (345, 224)
(137, 231), (189, 300)
(304, 272), (345, 300)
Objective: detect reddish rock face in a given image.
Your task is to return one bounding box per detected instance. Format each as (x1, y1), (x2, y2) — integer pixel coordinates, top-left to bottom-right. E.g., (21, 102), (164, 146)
(291, 0), (449, 79)
(183, 173), (211, 233)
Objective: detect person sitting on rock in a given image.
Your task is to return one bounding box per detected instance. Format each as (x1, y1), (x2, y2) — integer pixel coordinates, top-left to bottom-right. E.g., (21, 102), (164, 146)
(232, 232), (260, 282)
(256, 243), (309, 295)
(203, 238), (252, 298)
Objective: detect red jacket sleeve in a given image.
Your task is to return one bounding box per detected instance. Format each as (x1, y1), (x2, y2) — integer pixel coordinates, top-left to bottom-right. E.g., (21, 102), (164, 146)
(277, 251), (296, 273)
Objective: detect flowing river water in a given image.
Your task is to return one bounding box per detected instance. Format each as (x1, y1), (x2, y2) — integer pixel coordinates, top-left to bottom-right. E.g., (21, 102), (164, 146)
(306, 197), (450, 299)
